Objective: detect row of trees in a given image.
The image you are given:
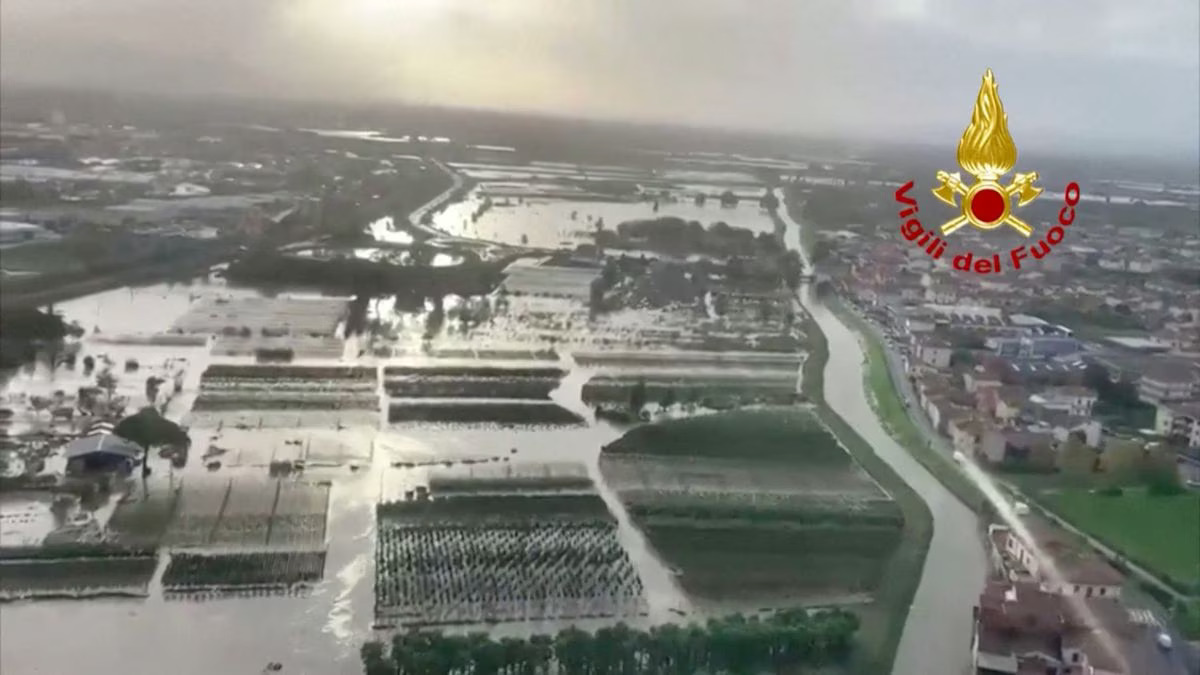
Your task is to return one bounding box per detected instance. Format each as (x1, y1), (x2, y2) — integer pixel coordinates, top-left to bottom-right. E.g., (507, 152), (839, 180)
(363, 609), (859, 675)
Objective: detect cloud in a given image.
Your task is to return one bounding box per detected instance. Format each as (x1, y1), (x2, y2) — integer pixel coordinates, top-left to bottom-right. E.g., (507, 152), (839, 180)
(1, 0), (1196, 156)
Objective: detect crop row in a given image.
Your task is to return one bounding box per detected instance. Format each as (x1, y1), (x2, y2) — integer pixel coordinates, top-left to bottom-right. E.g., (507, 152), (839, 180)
(202, 365), (375, 380)
(377, 494), (613, 523)
(623, 491), (905, 528)
(375, 524), (643, 624)
(384, 366), (564, 379)
(618, 486), (899, 512)
(383, 376), (558, 400)
(162, 551), (327, 590)
(185, 409), (380, 429)
(200, 379), (377, 392)
(0, 557), (157, 599)
(581, 381), (797, 407)
(193, 393), (379, 411)
(388, 401), (584, 425)
(429, 475), (594, 494)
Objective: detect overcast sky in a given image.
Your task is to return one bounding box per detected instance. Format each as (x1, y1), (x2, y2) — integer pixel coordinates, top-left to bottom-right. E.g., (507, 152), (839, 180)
(2, 0), (1197, 157)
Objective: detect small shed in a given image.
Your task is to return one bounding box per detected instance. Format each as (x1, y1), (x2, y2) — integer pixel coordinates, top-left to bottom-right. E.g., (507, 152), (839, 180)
(64, 433), (143, 475)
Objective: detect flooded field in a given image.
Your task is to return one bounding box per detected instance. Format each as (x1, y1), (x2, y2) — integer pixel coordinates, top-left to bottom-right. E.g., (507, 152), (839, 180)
(431, 187), (776, 249)
(598, 409), (901, 611)
(0, 159), (838, 674)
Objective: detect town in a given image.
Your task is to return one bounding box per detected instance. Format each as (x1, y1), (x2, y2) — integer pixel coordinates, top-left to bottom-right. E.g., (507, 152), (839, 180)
(804, 165), (1200, 673)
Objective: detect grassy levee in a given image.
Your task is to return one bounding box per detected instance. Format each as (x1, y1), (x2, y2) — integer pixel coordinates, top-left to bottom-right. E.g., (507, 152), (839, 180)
(801, 313), (933, 675)
(831, 299), (988, 513)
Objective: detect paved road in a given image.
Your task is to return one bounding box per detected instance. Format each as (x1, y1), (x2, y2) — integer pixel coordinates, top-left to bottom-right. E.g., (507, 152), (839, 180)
(777, 191), (987, 675)
(851, 303), (1195, 605)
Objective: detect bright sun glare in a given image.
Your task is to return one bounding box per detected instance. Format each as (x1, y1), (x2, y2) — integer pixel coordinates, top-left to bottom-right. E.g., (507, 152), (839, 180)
(350, 0), (445, 21)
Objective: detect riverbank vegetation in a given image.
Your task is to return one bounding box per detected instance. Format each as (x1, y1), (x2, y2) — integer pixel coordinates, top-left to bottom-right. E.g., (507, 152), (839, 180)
(363, 608), (859, 674)
(798, 313), (935, 675)
(833, 301), (988, 512)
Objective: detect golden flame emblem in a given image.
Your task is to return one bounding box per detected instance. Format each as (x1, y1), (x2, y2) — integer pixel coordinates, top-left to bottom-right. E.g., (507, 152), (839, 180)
(932, 69), (1043, 237)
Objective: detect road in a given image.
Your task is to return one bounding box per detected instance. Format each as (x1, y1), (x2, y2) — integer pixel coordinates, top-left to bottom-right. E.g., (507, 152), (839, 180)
(777, 191), (988, 675)
(849, 301), (1194, 606)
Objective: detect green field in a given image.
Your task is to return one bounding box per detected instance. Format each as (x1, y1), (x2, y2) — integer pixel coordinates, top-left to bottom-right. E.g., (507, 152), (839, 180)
(1044, 489), (1200, 592)
(602, 407), (851, 465)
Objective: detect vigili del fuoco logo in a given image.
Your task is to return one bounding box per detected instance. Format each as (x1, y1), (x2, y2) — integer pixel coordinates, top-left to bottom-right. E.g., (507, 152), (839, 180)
(894, 69), (1081, 274)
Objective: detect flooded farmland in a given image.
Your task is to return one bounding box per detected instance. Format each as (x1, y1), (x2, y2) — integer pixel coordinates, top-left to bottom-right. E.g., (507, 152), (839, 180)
(0, 156), (888, 675)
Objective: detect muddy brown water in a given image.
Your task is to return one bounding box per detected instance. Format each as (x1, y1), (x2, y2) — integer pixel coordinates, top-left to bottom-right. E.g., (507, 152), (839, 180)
(0, 278), (700, 675)
(0, 190), (906, 675)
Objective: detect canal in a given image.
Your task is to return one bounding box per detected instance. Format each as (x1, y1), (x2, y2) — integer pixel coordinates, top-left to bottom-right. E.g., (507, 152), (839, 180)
(777, 189), (987, 675)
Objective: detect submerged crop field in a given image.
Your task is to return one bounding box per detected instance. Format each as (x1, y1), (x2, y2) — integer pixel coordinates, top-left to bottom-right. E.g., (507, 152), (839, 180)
(582, 372), (800, 408)
(0, 557), (159, 601)
(162, 551), (327, 593)
(600, 408), (903, 608)
(0, 142), (871, 675)
(188, 364), (380, 428)
(374, 492), (646, 627)
(388, 399), (584, 426)
(383, 364), (564, 400)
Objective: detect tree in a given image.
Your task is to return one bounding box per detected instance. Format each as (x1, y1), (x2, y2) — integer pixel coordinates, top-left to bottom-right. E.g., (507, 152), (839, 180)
(95, 370), (118, 403)
(1099, 439), (1143, 485)
(811, 238), (837, 265)
(951, 349), (977, 368)
(145, 376), (165, 404)
(759, 189), (779, 212)
(1026, 441), (1058, 473)
(629, 379), (647, 415)
(661, 388), (678, 410)
(1142, 448), (1184, 495)
(114, 407), (191, 477)
(1057, 438), (1097, 476)
(781, 250), (805, 290)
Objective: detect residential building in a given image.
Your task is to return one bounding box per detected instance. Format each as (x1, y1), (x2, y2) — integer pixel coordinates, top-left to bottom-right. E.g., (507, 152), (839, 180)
(1047, 417), (1103, 449)
(949, 416), (989, 457)
(978, 428), (1055, 464)
(971, 580), (1189, 675)
(1138, 362), (1200, 405)
(1029, 386), (1099, 418)
(964, 367), (1003, 394)
(989, 519), (1123, 600)
(1177, 450), (1200, 486)
(994, 387), (1027, 425)
(916, 337), (954, 369)
(1155, 401), (1200, 448)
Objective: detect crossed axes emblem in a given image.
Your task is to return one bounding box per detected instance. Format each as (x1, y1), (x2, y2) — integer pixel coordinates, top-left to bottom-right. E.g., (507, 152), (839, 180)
(931, 170), (1042, 237)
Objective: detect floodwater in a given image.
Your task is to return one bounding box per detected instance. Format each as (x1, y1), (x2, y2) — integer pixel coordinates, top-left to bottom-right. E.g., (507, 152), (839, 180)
(1, 268), (699, 673)
(432, 188), (776, 248)
(0, 170), (980, 675)
(778, 189), (987, 675)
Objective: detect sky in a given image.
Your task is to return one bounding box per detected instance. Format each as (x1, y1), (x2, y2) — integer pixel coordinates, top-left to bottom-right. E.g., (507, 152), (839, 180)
(2, 0), (1198, 158)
